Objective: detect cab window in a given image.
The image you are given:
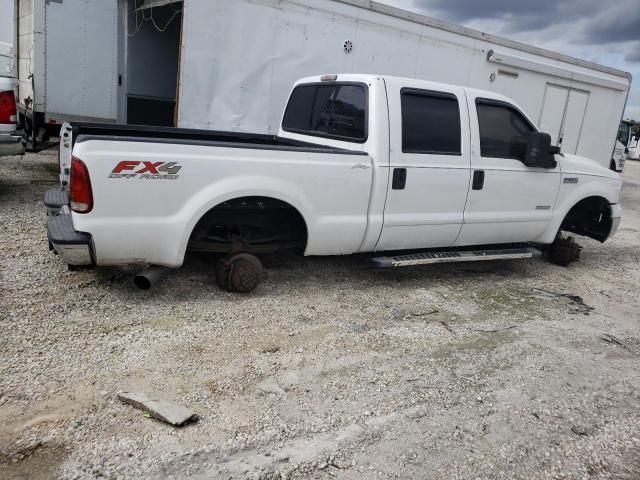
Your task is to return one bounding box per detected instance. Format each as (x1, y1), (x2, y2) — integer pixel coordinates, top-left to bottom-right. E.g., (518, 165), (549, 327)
(401, 89), (461, 155)
(282, 83), (367, 142)
(476, 99), (535, 160)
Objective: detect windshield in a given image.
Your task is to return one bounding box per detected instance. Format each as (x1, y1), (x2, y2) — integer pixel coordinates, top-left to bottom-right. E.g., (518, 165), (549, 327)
(617, 122), (630, 146)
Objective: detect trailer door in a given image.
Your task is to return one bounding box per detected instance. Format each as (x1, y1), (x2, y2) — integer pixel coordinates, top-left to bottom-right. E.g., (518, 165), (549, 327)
(44, 0), (118, 123)
(560, 89), (589, 154)
(538, 83), (590, 155)
(538, 84), (569, 146)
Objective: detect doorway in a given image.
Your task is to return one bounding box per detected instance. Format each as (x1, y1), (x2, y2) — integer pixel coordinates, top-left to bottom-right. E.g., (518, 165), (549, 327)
(124, 0), (183, 126)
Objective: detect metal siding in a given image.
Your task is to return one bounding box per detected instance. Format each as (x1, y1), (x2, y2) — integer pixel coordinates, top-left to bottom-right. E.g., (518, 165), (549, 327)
(32, 0), (44, 109)
(44, 0), (118, 121)
(334, 0), (629, 80)
(178, 0), (629, 167)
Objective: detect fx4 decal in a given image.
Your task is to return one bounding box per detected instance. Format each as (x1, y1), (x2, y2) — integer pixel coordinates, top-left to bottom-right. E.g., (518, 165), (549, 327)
(109, 161), (182, 180)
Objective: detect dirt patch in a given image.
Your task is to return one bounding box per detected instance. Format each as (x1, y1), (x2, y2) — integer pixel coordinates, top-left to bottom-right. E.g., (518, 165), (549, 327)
(0, 444), (68, 480)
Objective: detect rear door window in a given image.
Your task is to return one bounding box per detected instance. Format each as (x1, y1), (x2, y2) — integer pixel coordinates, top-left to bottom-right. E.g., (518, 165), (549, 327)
(283, 83), (367, 142)
(401, 89), (461, 155)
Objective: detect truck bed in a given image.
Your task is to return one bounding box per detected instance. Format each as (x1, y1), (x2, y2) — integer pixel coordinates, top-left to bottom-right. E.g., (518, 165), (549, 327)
(69, 123), (366, 155)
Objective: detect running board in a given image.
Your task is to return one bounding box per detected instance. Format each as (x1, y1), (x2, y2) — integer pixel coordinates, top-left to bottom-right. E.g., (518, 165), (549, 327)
(371, 247), (541, 268)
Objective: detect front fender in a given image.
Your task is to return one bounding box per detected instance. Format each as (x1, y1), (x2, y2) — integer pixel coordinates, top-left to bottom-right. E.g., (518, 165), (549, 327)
(535, 174), (622, 244)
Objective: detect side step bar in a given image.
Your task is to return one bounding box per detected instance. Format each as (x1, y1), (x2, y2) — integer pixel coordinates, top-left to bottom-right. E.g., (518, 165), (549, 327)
(371, 247), (541, 268)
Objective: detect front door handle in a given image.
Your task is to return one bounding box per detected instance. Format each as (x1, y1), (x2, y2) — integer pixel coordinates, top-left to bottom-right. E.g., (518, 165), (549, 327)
(392, 168), (407, 190)
(472, 170), (485, 190)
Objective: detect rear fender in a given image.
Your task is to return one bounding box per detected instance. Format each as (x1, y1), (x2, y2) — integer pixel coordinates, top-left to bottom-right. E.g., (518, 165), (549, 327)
(176, 175), (313, 264)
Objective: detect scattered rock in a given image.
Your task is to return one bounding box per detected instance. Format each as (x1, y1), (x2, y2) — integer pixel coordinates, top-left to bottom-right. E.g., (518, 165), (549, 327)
(256, 380), (285, 396)
(411, 309), (439, 317)
(260, 344), (281, 354)
(571, 425), (590, 436)
(473, 325), (517, 333)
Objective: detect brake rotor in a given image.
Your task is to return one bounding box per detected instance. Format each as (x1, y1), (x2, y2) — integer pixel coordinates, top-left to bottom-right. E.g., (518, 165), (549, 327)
(219, 253), (263, 293)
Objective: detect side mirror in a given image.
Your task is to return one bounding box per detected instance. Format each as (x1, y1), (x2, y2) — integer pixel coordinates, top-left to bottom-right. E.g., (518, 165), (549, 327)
(524, 132), (558, 168)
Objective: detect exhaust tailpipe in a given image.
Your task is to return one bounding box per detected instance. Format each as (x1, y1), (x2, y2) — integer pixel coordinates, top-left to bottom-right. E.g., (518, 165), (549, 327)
(134, 265), (170, 290)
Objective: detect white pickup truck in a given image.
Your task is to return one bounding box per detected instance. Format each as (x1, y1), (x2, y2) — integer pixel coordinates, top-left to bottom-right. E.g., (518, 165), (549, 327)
(45, 74), (623, 292)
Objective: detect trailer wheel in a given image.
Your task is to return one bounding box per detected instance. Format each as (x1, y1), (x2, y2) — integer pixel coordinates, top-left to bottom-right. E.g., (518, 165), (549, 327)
(215, 253), (263, 293)
(548, 235), (582, 266)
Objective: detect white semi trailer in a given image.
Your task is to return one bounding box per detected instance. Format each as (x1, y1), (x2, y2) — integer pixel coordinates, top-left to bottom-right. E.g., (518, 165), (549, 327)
(14, 0), (631, 170)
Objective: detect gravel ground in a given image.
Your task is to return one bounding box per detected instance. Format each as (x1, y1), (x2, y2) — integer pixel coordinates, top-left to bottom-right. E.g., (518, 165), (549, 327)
(0, 150), (639, 480)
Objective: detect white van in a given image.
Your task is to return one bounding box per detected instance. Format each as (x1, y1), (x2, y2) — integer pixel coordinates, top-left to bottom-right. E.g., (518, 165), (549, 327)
(627, 126), (640, 161)
(613, 120), (632, 170)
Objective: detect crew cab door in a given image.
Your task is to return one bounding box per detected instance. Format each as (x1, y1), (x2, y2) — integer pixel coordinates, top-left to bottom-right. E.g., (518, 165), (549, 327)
(456, 96), (561, 246)
(376, 80), (471, 250)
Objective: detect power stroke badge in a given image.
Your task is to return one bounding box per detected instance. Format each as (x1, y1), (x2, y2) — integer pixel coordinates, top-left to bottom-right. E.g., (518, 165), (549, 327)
(109, 161), (182, 180)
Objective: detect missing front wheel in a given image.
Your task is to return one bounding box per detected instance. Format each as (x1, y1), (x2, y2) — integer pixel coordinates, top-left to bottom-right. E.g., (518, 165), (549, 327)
(548, 235), (582, 267)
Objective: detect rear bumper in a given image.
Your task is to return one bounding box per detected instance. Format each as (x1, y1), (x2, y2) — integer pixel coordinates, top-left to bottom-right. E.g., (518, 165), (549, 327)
(44, 188), (69, 215)
(45, 189), (94, 266)
(0, 134), (25, 156)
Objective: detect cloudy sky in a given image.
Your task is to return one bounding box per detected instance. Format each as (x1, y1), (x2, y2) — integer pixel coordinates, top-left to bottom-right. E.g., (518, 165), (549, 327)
(381, 0), (640, 120)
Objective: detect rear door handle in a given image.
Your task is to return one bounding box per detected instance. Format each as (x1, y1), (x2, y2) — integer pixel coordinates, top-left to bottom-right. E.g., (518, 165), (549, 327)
(472, 170), (485, 190)
(392, 168), (407, 190)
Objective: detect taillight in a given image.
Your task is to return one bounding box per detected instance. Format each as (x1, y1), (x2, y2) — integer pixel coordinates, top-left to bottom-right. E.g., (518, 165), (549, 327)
(70, 156), (93, 213)
(0, 90), (17, 124)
